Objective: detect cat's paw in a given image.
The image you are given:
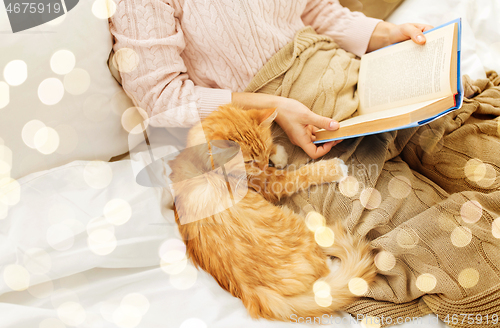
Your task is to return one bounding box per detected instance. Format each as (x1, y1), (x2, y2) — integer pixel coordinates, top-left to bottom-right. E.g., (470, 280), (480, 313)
(270, 144), (288, 169)
(313, 158), (348, 183)
(338, 159), (348, 179)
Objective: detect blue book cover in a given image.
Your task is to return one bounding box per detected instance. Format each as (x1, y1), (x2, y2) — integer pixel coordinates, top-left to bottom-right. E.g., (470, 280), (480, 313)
(314, 18), (463, 144)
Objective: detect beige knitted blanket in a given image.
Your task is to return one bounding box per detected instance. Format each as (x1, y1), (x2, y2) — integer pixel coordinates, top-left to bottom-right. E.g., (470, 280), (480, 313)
(245, 27), (500, 327)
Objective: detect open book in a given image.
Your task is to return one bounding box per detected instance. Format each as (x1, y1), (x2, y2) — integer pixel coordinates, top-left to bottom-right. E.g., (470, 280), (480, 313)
(315, 18), (463, 143)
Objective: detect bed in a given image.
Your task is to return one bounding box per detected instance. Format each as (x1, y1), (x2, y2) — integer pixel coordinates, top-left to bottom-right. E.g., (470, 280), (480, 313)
(1, 1), (499, 327)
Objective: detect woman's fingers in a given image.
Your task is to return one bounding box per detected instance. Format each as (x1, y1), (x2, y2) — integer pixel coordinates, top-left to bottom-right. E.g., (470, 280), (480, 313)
(305, 111), (339, 131)
(413, 23), (434, 32)
(399, 23), (427, 44)
(301, 139), (335, 159)
(398, 23), (434, 45)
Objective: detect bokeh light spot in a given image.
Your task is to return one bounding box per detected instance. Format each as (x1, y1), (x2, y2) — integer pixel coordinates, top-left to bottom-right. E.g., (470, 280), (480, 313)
(314, 292), (332, 307)
(22, 120), (46, 149)
(121, 293), (150, 317)
(87, 216), (115, 236)
(3, 264), (30, 291)
(92, 0), (117, 19)
(477, 164), (497, 188)
(100, 298), (120, 323)
(46, 224), (75, 251)
(396, 227), (419, 249)
(464, 159), (486, 182)
(34, 127), (60, 155)
(112, 48), (140, 73)
(170, 264), (197, 290)
(458, 268), (479, 289)
(339, 176), (359, 197)
(121, 107), (149, 134)
(314, 226), (335, 247)
(460, 200), (483, 224)
(305, 211), (325, 232)
(416, 273), (437, 292)
(313, 280), (331, 294)
(360, 188), (381, 210)
(88, 228), (115, 243)
(38, 78), (64, 105)
(348, 277), (368, 296)
(313, 280), (332, 307)
(374, 251), (396, 271)
(57, 301), (86, 326)
(88, 232), (117, 256)
(104, 199), (132, 226)
(83, 161), (113, 189)
(388, 175), (412, 199)
(159, 239), (186, 263)
(64, 68), (91, 95)
(50, 50), (76, 75)
(3, 60), (27, 86)
(0, 81), (9, 109)
(451, 226), (472, 248)
(161, 258), (188, 275)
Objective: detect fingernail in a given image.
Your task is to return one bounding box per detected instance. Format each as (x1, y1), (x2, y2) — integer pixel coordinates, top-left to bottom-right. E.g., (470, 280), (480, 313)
(329, 121), (339, 129)
(416, 35), (424, 43)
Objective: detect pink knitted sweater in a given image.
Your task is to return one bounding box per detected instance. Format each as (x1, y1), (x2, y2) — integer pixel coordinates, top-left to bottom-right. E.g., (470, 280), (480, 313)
(109, 0), (381, 127)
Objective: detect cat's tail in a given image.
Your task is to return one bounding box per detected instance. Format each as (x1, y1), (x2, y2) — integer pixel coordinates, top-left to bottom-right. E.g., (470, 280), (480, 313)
(242, 221), (376, 321)
(318, 220), (377, 309)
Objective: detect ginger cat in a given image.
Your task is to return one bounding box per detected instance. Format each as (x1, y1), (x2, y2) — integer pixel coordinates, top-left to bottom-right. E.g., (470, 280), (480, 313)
(168, 104), (376, 321)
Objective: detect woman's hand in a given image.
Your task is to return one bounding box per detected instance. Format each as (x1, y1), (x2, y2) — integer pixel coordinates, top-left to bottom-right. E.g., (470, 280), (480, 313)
(232, 92), (341, 159)
(274, 98), (342, 159)
(367, 21), (434, 53)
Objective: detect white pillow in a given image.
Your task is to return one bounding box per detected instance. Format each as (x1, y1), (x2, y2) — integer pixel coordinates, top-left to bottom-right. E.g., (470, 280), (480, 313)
(0, 0), (135, 179)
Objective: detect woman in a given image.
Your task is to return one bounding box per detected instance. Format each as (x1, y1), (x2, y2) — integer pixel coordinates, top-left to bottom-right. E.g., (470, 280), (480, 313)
(109, 0), (432, 158)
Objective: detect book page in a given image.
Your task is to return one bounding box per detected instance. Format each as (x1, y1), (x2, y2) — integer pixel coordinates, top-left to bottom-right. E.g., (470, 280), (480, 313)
(339, 98), (445, 128)
(358, 23), (455, 115)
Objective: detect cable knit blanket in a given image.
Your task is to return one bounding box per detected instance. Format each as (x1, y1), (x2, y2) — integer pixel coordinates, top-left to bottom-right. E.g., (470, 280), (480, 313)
(245, 27), (500, 327)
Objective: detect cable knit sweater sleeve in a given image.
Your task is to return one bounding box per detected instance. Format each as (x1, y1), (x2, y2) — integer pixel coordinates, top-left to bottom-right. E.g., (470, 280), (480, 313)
(109, 0), (232, 128)
(302, 0), (382, 57)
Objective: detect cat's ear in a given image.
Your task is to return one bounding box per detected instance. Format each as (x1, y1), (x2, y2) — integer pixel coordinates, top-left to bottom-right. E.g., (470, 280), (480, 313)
(258, 108), (278, 127)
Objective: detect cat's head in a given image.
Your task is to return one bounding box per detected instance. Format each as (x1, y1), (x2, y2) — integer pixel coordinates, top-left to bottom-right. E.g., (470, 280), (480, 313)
(187, 104), (278, 173)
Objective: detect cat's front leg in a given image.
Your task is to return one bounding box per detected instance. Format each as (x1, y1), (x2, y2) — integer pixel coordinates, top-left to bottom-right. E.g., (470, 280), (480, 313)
(250, 158), (347, 202)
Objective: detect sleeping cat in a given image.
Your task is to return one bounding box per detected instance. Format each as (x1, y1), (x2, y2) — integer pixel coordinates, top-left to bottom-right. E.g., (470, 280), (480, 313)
(168, 104), (376, 321)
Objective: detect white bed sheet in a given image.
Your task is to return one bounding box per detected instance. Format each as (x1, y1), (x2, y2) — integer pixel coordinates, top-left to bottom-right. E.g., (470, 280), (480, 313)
(0, 159), (444, 328)
(1, 1), (499, 328)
